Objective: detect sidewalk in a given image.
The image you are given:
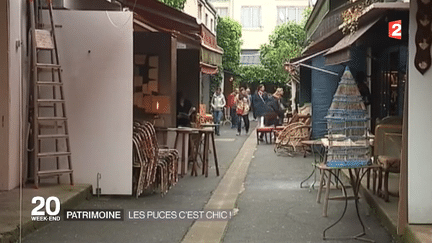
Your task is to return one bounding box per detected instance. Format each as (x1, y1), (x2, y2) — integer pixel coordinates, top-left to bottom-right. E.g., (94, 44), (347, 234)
(7, 121), (430, 242)
(0, 184), (91, 243)
(354, 170), (432, 243)
(21, 122), (254, 243)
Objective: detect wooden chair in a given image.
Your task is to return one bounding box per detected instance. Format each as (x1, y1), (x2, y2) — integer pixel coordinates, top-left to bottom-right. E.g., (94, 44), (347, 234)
(373, 123), (402, 202)
(133, 121), (179, 197)
(256, 126), (274, 144)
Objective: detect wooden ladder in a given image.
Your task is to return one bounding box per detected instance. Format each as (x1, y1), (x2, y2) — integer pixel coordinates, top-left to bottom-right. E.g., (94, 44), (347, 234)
(30, 0), (73, 188)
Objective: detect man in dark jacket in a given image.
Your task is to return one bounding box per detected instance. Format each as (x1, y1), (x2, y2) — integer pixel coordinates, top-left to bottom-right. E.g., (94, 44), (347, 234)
(252, 84), (268, 128)
(265, 88), (285, 126)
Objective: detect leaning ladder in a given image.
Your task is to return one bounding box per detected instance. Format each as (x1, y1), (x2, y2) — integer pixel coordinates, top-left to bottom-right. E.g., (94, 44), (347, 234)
(30, 0), (73, 188)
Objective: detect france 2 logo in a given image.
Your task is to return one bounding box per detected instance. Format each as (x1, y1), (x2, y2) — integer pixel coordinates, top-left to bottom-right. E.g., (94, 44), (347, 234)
(389, 20), (402, 40)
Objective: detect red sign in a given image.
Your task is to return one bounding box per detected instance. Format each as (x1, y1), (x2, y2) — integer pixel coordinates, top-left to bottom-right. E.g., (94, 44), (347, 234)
(389, 20), (402, 40)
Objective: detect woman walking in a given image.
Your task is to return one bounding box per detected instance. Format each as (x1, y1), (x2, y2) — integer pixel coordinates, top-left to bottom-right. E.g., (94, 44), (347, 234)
(235, 88), (250, 136)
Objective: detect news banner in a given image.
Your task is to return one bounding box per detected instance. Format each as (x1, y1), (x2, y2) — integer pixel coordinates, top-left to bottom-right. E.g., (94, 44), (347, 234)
(31, 196), (233, 222)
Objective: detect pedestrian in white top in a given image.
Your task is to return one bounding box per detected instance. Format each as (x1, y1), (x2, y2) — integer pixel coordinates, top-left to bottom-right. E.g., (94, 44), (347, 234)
(211, 87), (226, 136)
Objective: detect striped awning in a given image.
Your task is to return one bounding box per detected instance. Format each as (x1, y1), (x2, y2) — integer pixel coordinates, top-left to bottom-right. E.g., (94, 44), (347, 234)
(200, 62), (218, 75)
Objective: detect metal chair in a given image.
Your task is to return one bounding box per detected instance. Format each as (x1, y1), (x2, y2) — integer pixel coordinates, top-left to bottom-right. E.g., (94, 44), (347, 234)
(133, 121), (179, 197)
(222, 106), (232, 126)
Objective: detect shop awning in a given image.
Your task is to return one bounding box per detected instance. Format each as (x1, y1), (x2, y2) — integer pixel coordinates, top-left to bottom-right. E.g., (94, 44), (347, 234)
(302, 2), (409, 58)
(324, 17), (380, 65)
(284, 49), (339, 76)
(200, 24), (223, 72)
(121, 0), (200, 35)
(200, 62), (218, 75)
(133, 13), (201, 48)
(290, 49), (330, 65)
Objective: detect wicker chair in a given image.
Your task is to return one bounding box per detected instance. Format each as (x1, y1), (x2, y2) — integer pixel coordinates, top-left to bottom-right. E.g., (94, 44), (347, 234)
(274, 118), (312, 155)
(133, 121), (179, 198)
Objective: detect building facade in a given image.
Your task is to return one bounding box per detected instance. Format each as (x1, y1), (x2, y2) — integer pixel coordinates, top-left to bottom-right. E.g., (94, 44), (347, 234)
(209, 0), (310, 65)
(183, 0), (223, 110)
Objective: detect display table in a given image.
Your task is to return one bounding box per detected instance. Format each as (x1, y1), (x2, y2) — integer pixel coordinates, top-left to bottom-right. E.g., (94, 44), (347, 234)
(169, 127), (199, 177)
(191, 128), (219, 177)
(201, 123), (219, 131)
(299, 139), (325, 190)
(316, 163), (379, 242)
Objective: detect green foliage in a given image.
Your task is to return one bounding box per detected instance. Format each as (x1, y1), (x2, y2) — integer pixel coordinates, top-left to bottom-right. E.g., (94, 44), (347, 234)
(236, 9), (311, 85)
(259, 22), (307, 84)
(210, 66), (223, 96)
(216, 17), (243, 72)
(238, 65), (274, 84)
(157, 0), (187, 10)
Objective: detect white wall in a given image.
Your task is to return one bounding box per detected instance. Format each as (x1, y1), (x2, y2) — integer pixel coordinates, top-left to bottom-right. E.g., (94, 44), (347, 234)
(0, 0), (25, 191)
(408, 0), (432, 223)
(52, 10), (133, 195)
(211, 0), (309, 50)
(0, 0), (10, 190)
(7, 0), (23, 191)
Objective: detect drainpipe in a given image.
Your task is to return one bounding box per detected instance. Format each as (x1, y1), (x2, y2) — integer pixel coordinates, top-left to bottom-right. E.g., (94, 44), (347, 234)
(291, 80), (297, 112)
(367, 47), (372, 129)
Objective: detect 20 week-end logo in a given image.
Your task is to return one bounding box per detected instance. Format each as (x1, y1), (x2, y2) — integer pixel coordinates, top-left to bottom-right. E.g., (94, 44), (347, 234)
(31, 196), (124, 222)
(31, 196), (61, 222)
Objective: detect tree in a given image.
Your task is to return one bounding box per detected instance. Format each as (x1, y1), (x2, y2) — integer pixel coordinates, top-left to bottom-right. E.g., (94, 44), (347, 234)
(236, 8), (311, 85)
(237, 65), (273, 84)
(259, 22), (307, 84)
(157, 0), (187, 10)
(216, 17), (242, 72)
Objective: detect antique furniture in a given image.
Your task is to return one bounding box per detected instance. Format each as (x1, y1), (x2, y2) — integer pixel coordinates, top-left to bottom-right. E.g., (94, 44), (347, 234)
(373, 123), (402, 202)
(274, 119), (312, 155)
(256, 126), (274, 144)
(191, 128), (220, 177)
(133, 121), (178, 197)
(170, 127), (199, 177)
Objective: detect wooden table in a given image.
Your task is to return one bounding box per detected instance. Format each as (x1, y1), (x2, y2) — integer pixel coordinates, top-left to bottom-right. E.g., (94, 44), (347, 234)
(169, 127), (199, 177)
(191, 128), (219, 177)
(200, 123), (219, 131)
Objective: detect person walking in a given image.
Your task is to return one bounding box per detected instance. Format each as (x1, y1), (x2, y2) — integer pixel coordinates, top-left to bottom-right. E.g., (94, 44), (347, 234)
(252, 84), (268, 128)
(265, 88), (285, 127)
(246, 88), (255, 121)
(211, 87), (226, 136)
(227, 88), (239, 128)
(235, 88), (250, 136)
